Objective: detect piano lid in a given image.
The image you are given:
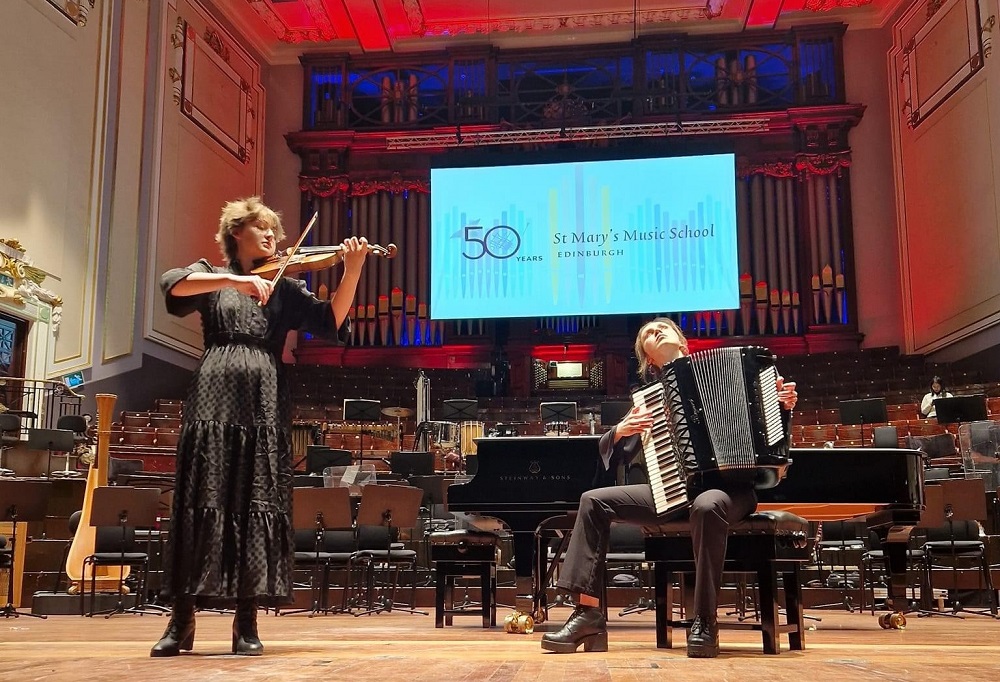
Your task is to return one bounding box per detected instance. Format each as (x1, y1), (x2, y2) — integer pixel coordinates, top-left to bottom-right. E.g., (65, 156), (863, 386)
(757, 447), (924, 508)
(449, 435), (602, 510)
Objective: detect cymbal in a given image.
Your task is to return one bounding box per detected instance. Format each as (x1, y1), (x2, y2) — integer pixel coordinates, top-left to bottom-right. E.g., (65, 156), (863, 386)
(381, 406), (415, 418)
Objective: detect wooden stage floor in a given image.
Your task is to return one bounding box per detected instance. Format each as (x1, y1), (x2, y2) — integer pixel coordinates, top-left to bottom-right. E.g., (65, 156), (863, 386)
(2, 608), (998, 681)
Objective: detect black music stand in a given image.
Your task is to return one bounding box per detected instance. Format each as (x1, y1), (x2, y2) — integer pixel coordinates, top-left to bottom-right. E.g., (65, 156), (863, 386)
(600, 401), (631, 428)
(0, 479), (51, 618)
(936, 395), (988, 425)
(87, 486), (161, 618)
(306, 446), (353, 476)
(441, 399), (477, 422)
(352, 484), (426, 616)
(839, 398), (888, 444)
(28, 428), (78, 478)
(283, 486), (354, 616)
(540, 402), (577, 435)
(344, 399), (381, 464)
(389, 451), (435, 479)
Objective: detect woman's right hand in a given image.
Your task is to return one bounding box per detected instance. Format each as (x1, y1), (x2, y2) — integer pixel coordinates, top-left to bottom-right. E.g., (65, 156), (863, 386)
(231, 274), (274, 304)
(614, 405), (656, 441)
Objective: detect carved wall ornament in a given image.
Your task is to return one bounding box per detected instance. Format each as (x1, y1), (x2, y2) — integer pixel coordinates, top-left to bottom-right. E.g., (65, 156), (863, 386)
(0, 241), (64, 334)
(48, 0), (96, 27)
(203, 27), (231, 63)
(737, 152), (852, 178)
(349, 173), (430, 197)
(299, 175), (351, 198)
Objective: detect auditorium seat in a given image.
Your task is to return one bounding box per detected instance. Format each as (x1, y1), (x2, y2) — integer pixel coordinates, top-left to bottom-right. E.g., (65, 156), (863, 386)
(149, 415), (181, 430)
(816, 409), (840, 425)
(886, 403), (920, 422)
(798, 424), (838, 444)
(154, 428), (180, 447)
(154, 399), (183, 415)
(908, 421), (946, 437)
(121, 427), (157, 447)
(120, 411), (150, 428)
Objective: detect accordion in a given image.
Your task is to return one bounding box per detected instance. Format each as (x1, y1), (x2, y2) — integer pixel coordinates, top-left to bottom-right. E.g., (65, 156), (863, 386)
(632, 346), (791, 516)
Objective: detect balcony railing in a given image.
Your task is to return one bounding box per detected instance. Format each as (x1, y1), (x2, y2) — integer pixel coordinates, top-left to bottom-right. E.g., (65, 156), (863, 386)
(302, 25), (845, 132)
(0, 377), (83, 437)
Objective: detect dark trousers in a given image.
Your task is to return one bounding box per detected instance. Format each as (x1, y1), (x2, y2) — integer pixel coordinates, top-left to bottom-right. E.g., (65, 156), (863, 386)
(556, 484), (757, 616)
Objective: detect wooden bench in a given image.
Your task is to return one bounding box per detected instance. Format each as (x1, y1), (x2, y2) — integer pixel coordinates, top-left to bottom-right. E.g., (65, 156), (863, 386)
(429, 530), (498, 628)
(644, 510), (812, 655)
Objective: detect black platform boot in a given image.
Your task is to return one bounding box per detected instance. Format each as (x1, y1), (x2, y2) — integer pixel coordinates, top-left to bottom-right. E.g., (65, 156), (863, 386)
(686, 614), (720, 658)
(150, 596), (196, 657)
(540, 605), (608, 653)
(232, 598), (264, 656)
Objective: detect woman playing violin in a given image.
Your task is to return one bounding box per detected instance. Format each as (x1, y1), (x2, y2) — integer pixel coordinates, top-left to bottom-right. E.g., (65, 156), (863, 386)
(152, 196), (369, 658)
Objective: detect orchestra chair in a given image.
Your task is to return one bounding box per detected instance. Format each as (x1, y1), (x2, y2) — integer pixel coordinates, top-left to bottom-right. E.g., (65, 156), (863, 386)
(0, 413), (20, 477)
(534, 512), (578, 619)
(815, 520), (866, 611)
(921, 478), (998, 618)
(347, 484), (426, 616)
(53, 510), (83, 594)
(56, 414), (89, 476)
(645, 510), (812, 655)
(81, 486), (159, 618)
(429, 529), (498, 628)
(602, 523), (655, 617)
(280, 487), (355, 616)
(872, 426), (900, 449)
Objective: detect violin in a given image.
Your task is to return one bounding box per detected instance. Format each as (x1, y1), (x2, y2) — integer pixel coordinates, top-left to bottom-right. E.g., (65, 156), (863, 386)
(251, 242), (397, 280)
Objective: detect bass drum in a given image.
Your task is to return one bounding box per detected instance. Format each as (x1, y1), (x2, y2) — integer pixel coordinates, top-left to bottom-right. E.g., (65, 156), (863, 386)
(459, 421), (484, 456)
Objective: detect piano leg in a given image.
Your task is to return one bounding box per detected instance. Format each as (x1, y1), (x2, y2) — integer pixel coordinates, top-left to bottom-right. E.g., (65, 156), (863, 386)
(881, 525), (912, 615)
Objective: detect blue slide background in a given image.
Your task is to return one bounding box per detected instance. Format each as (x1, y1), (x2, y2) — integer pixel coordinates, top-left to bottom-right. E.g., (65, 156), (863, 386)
(430, 154), (738, 320)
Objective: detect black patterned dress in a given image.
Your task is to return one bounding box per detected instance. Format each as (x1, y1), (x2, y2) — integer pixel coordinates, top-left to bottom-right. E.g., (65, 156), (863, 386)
(159, 259), (349, 606)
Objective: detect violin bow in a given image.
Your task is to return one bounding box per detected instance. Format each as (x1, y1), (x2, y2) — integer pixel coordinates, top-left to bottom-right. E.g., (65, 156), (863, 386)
(270, 210), (319, 283)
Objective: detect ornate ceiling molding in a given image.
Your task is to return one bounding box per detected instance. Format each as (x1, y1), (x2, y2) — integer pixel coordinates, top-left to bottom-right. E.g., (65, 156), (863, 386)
(245, 0), (337, 43)
(803, 0), (873, 12)
(403, 2), (724, 37)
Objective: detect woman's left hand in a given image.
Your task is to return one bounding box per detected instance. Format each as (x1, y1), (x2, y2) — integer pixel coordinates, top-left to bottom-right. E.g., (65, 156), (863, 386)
(776, 376), (798, 411)
(341, 236), (369, 273)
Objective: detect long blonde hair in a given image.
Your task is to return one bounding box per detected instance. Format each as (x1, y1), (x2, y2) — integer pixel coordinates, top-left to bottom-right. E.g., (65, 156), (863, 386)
(215, 196), (285, 266)
(635, 317), (689, 382)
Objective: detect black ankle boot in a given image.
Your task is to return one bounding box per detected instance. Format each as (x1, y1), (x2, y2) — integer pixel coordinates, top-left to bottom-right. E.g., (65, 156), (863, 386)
(540, 605), (608, 653)
(686, 614), (720, 658)
(232, 598), (264, 656)
(150, 596), (196, 657)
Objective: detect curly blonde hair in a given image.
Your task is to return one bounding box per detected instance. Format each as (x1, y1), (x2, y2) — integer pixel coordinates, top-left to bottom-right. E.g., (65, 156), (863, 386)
(635, 317), (689, 382)
(215, 196), (285, 266)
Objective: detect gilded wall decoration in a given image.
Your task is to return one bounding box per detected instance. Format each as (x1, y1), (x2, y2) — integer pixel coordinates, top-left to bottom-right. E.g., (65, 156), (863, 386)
(0, 239), (63, 333)
(46, 0), (96, 27)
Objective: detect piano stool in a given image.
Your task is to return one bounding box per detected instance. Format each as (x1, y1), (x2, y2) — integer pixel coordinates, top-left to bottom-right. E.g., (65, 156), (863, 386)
(644, 510), (812, 654)
(429, 530), (498, 628)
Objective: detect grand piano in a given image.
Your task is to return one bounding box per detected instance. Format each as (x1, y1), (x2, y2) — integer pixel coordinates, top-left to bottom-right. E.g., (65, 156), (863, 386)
(449, 439), (924, 620)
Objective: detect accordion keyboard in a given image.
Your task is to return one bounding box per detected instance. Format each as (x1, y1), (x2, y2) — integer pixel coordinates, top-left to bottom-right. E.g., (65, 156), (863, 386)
(632, 381), (689, 516)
